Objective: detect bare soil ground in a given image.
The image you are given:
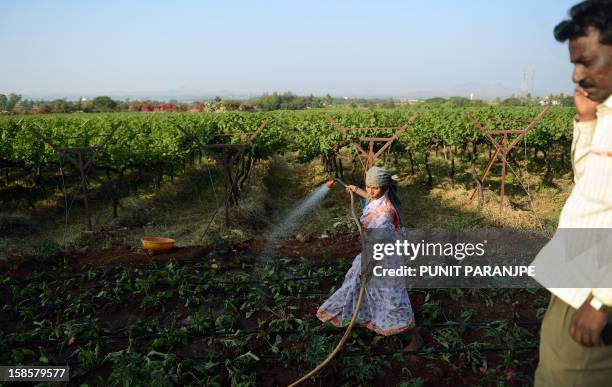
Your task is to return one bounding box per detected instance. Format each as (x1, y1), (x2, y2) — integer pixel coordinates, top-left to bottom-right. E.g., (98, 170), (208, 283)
(1, 153), (566, 385)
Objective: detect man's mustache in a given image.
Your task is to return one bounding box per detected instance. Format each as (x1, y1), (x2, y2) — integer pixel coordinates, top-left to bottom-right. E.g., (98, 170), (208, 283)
(579, 80), (595, 89)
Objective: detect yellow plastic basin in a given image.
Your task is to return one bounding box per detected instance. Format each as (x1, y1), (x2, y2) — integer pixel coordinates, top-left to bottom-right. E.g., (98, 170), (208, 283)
(141, 236), (175, 251)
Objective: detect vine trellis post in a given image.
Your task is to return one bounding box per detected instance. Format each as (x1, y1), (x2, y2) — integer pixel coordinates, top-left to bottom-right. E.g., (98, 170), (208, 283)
(326, 114), (417, 181)
(29, 124), (118, 231)
(174, 120), (267, 227)
(465, 107), (549, 212)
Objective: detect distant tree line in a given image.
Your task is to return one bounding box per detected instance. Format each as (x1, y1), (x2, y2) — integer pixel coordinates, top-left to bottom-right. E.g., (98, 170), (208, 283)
(0, 91), (574, 115)
(0, 93), (24, 112)
(419, 94), (574, 107)
(244, 92), (342, 110)
(495, 93), (574, 107)
(420, 96), (489, 107)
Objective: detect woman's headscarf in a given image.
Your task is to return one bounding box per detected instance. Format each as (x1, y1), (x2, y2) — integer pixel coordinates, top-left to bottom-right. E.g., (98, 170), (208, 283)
(365, 166), (402, 225)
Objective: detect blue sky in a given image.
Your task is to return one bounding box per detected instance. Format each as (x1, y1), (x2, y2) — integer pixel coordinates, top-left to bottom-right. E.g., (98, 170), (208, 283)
(1, 0), (579, 99)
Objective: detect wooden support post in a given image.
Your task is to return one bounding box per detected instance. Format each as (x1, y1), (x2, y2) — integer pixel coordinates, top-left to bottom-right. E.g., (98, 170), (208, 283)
(222, 149), (230, 227)
(500, 135), (508, 211)
(470, 148), (499, 200)
(77, 151), (93, 230)
(173, 120), (267, 227)
(327, 115), (416, 182)
(465, 107), (549, 213)
(29, 124), (117, 231)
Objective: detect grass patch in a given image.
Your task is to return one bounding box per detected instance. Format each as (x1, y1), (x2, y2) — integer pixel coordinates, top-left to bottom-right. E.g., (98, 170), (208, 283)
(0, 150), (575, 256)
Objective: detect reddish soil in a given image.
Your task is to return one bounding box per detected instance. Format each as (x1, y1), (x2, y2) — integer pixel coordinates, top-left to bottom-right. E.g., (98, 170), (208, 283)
(2, 233), (543, 386)
(0, 245), (212, 277)
(238, 234), (361, 260)
(1, 234), (362, 277)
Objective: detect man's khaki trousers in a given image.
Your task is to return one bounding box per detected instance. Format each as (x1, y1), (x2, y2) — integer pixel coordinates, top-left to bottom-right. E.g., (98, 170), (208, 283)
(535, 295), (612, 386)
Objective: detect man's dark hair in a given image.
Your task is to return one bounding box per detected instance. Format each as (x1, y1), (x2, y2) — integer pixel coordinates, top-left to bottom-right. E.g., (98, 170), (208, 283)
(554, 0), (612, 43)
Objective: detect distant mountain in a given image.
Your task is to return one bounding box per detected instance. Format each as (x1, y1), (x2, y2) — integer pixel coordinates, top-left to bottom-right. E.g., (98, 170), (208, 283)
(390, 83), (516, 101)
(19, 83), (519, 102)
(20, 89), (256, 102)
(447, 82), (516, 100)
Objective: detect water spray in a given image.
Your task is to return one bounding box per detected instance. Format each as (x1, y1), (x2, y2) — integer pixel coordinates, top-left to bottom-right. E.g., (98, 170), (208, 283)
(264, 180), (346, 257)
(262, 182), (333, 258)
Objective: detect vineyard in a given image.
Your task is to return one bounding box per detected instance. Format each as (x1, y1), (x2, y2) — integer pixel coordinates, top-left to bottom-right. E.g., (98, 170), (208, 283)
(1, 107), (576, 386)
(0, 107), (574, 208)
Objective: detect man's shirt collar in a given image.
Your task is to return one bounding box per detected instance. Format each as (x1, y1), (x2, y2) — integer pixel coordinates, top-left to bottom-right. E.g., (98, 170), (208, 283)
(602, 94), (612, 109)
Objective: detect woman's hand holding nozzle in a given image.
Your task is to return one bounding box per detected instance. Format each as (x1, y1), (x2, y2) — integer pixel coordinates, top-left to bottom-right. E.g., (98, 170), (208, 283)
(346, 185), (357, 193)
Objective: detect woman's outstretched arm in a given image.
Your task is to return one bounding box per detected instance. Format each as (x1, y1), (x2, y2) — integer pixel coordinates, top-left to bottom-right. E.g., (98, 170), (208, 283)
(345, 185), (368, 199)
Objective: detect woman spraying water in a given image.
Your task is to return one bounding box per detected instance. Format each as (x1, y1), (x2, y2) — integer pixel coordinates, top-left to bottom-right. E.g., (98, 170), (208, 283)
(316, 166), (423, 350)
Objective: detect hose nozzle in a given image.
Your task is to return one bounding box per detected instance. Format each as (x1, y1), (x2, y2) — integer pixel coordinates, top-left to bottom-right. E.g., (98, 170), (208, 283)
(326, 178), (347, 189)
